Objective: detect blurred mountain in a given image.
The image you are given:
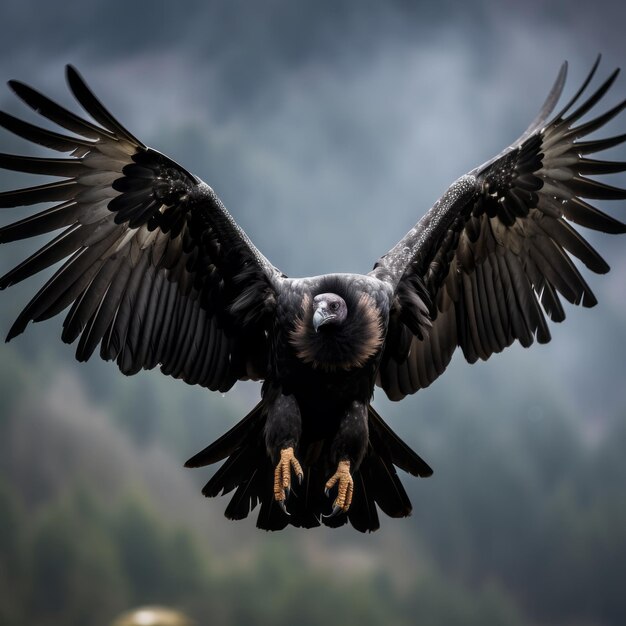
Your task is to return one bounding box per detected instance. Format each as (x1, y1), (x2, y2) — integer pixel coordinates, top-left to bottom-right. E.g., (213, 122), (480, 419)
(1, 334), (625, 625)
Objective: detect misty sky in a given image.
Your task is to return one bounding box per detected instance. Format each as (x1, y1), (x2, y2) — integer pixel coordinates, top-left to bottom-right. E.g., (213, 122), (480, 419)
(0, 0), (625, 444)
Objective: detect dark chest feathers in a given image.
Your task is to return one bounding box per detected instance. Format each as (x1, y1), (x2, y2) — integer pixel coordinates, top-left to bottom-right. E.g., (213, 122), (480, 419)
(288, 292), (385, 372)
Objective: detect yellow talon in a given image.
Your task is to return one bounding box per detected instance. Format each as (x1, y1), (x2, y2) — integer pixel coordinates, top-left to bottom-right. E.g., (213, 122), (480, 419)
(273, 447), (304, 506)
(325, 459), (353, 513)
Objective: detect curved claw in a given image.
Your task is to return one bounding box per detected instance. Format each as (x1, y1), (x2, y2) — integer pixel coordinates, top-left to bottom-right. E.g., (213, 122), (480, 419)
(322, 505), (343, 519)
(324, 459), (353, 513)
(273, 447), (303, 513)
(278, 500), (291, 516)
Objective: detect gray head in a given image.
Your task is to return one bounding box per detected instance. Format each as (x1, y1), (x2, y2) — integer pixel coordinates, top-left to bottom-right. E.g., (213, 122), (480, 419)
(290, 289), (384, 370)
(312, 293), (348, 332)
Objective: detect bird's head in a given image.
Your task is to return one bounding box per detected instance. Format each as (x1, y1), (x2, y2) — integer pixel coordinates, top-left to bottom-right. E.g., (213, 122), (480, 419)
(312, 293), (348, 332)
(290, 285), (385, 371)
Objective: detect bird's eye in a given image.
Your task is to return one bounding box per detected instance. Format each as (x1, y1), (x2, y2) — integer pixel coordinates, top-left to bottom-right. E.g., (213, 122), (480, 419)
(330, 301), (339, 312)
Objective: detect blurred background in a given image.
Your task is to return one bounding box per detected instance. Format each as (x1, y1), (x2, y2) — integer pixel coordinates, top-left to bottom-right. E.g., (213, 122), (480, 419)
(0, 1), (625, 625)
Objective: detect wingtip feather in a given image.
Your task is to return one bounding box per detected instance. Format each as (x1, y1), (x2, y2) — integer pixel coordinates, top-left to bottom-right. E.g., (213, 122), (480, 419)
(7, 78), (24, 95)
(6, 318), (27, 342)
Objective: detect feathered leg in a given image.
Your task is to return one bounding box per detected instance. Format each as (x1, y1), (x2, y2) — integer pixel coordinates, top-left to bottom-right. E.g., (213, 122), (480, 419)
(324, 400), (368, 517)
(264, 392), (303, 514)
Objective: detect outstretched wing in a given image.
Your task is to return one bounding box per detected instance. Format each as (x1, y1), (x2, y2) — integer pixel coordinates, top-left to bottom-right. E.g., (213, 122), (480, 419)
(0, 66), (282, 390)
(372, 58), (626, 401)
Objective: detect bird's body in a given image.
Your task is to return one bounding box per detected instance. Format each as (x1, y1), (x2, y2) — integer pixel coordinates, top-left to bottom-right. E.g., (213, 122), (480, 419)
(1, 59), (625, 531)
(187, 269), (430, 530)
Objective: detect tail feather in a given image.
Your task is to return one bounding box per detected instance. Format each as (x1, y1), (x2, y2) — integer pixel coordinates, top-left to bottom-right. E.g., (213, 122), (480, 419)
(257, 497), (290, 531)
(224, 468), (265, 521)
(290, 464), (331, 529)
(184, 402), (265, 468)
(186, 402), (433, 532)
(368, 404), (433, 477)
(362, 449), (412, 518)
(258, 468), (324, 530)
(201, 442), (260, 498)
(346, 470), (381, 532)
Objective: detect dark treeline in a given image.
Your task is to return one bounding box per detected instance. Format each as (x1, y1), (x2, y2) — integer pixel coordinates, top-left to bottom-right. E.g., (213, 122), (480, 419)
(0, 340), (624, 626)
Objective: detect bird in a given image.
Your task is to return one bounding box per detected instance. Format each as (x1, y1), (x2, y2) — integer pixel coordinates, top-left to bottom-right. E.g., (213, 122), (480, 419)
(0, 58), (624, 532)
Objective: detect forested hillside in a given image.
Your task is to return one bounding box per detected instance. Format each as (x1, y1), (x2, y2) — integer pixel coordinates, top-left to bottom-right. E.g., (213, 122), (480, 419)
(1, 340), (625, 625)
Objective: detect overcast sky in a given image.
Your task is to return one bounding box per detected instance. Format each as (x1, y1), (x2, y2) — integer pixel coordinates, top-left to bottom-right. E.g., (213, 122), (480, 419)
(1, 0), (625, 269)
(0, 0), (625, 438)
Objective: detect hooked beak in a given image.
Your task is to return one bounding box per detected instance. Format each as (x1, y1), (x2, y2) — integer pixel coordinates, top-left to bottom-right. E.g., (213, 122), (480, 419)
(313, 307), (335, 332)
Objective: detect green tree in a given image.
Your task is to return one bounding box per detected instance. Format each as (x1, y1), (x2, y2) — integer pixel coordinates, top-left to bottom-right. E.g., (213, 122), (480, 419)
(0, 476), (25, 626)
(27, 488), (129, 626)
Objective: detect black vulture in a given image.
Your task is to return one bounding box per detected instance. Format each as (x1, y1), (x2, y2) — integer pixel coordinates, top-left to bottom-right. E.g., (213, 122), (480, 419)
(0, 59), (624, 532)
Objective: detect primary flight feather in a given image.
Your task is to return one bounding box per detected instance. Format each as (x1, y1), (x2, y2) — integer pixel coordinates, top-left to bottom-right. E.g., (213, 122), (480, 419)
(0, 59), (624, 531)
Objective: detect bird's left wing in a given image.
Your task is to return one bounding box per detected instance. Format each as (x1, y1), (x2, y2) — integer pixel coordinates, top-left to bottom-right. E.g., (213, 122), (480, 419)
(0, 66), (282, 390)
(371, 59), (626, 400)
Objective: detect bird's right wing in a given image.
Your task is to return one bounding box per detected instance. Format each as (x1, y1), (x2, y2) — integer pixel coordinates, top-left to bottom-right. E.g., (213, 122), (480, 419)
(0, 66), (282, 390)
(372, 58), (626, 400)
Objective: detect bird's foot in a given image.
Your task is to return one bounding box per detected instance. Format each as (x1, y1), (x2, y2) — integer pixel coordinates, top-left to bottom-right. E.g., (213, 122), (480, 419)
(324, 459), (353, 516)
(273, 447), (304, 514)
